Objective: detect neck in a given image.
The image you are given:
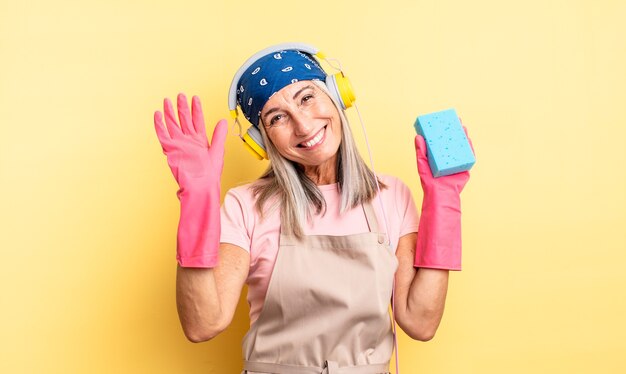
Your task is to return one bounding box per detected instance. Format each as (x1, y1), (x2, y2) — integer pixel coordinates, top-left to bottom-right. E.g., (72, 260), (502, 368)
(302, 154), (338, 185)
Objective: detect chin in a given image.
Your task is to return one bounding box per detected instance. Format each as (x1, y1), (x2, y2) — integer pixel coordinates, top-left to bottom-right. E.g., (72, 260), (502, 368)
(296, 149), (340, 168)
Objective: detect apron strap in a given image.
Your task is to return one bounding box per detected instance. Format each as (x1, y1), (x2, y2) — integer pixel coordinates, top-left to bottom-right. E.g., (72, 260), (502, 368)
(244, 360), (389, 374)
(362, 201), (387, 245)
(362, 201), (378, 232)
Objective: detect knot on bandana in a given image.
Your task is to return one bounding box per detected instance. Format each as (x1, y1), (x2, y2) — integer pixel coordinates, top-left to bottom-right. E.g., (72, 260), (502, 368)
(236, 50), (327, 127)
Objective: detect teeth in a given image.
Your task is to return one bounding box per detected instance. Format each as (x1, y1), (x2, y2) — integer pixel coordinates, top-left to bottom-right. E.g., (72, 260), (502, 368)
(301, 127), (325, 148)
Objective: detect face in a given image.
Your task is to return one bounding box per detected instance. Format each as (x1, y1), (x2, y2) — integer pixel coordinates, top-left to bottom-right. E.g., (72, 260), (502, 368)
(260, 81), (342, 169)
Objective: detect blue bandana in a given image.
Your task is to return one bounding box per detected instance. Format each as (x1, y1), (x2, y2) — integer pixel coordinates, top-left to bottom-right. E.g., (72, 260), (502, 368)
(236, 49), (327, 127)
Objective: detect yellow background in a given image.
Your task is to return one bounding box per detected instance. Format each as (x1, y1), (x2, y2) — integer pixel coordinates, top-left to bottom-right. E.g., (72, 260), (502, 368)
(1, 0), (625, 372)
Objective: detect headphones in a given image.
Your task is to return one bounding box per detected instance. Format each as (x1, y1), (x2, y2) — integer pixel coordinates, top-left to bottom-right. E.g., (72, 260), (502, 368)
(228, 43), (356, 160)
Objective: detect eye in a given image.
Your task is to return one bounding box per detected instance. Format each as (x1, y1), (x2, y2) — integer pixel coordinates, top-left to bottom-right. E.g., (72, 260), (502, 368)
(270, 114), (284, 125)
(301, 93), (314, 104)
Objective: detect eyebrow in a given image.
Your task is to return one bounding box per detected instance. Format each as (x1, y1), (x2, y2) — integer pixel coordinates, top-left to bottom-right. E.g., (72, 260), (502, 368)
(262, 85), (315, 122)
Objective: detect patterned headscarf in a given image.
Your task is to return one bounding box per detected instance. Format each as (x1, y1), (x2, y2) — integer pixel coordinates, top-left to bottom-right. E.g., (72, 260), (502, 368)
(236, 49), (327, 127)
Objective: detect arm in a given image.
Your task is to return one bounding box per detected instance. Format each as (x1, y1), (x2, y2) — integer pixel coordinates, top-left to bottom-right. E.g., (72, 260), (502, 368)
(394, 125), (474, 340)
(176, 243), (249, 342)
(154, 94), (240, 341)
(393, 233), (449, 341)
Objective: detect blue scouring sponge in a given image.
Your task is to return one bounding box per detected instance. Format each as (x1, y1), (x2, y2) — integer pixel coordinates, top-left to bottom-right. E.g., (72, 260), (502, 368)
(414, 108), (475, 177)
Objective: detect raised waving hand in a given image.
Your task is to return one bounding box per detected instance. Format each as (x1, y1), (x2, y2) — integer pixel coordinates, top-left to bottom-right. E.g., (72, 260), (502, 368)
(154, 93), (228, 267)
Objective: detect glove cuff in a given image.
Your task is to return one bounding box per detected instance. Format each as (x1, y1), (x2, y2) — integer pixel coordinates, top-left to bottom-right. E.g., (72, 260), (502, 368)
(176, 182), (221, 268)
(414, 190), (462, 271)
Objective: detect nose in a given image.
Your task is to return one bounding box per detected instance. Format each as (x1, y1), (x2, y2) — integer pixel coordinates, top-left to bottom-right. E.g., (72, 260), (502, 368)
(290, 110), (313, 136)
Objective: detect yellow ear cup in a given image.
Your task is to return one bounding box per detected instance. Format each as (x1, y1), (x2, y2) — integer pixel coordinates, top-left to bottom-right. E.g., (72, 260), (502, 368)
(242, 132), (268, 160)
(334, 72), (356, 109)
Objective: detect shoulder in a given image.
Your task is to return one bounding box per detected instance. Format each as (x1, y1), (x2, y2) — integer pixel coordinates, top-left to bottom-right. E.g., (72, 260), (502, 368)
(378, 174), (412, 194)
(221, 182), (259, 225)
(376, 174), (420, 235)
(224, 179), (268, 205)
(222, 179), (279, 220)
(378, 173), (404, 185)
(224, 181), (256, 202)
(376, 174), (417, 211)
(221, 181), (264, 238)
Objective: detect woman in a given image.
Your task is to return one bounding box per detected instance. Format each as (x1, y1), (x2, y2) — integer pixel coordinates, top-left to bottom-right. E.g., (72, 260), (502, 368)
(154, 44), (472, 373)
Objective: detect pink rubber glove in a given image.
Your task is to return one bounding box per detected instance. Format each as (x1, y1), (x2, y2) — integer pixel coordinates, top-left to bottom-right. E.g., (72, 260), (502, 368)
(154, 93), (227, 268)
(414, 125), (474, 270)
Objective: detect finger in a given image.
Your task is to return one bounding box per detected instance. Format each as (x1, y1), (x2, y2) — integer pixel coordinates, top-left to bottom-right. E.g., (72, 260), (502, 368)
(164, 98), (183, 138)
(210, 119), (229, 157)
(153, 111), (173, 151)
(414, 134), (428, 160)
(191, 95), (207, 137)
(462, 126), (476, 155)
(414, 135), (433, 178)
(177, 93), (193, 135)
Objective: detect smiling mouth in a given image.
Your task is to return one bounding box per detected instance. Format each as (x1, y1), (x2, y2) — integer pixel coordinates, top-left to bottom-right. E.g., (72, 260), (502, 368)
(297, 125), (327, 148)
